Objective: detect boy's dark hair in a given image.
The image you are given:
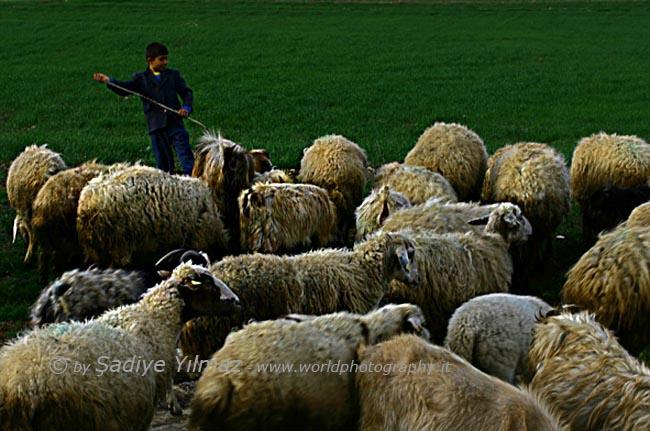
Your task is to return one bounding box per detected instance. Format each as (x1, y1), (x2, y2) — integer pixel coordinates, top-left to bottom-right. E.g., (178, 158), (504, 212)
(146, 42), (168, 60)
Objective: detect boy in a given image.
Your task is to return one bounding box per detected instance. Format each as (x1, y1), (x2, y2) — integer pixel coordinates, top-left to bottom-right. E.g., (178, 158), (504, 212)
(93, 42), (195, 174)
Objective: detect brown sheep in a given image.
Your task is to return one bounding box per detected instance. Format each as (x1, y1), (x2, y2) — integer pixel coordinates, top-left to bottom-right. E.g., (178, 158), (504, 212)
(528, 311), (650, 430)
(356, 334), (563, 431)
(299, 134), (370, 246)
(404, 122), (488, 201)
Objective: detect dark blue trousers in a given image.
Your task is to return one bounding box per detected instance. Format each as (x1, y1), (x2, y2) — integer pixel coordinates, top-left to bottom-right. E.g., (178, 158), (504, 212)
(149, 125), (194, 174)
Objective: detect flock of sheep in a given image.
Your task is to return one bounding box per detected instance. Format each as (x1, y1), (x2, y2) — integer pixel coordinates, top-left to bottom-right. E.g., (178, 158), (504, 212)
(2, 122), (650, 430)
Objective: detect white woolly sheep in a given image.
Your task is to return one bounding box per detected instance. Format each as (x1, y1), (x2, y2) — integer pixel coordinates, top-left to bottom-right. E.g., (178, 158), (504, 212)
(0, 262), (239, 431)
(6, 144), (67, 264)
(30, 249), (209, 327)
(627, 201), (650, 228)
(298, 134), (370, 246)
(77, 165), (229, 268)
(383, 202), (532, 344)
(355, 185), (412, 242)
(30, 161), (118, 282)
(192, 131), (256, 252)
(189, 303), (430, 431)
(379, 199), (502, 235)
(178, 230), (418, 359)
(404, 122), (488, 201)
(570, 132), (650, 246)
(444, 293), (553, 385)
(238, 182), (336, 253)
(356, 334), (563, 431)
(372, 161), (458, 205)
(528, 311), (650, 430)
(561, 224), (650, 354)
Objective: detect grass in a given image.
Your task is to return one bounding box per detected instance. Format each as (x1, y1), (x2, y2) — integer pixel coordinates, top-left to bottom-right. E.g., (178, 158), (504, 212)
(1, 0), (649, 357)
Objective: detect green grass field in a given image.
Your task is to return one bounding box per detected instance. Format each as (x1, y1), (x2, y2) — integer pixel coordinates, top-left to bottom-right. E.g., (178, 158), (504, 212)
(1, 0), (649, 355)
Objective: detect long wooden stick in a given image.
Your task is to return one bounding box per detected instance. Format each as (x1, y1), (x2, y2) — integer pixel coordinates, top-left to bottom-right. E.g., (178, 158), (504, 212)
(106, 80), (209, 130)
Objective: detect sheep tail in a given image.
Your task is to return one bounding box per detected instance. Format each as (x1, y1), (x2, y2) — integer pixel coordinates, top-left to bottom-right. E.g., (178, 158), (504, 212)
(189, 376), (234, 430)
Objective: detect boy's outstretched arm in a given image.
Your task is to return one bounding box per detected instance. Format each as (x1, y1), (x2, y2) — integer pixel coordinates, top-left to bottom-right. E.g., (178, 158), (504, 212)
(92, 73), (110, 83)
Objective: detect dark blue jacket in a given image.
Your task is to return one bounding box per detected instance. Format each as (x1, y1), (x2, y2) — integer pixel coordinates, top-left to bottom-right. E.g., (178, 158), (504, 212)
(108, 68), (193, 133)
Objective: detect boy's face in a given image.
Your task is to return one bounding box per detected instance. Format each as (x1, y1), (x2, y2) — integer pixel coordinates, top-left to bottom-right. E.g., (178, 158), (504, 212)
(148, 54), (168, 73)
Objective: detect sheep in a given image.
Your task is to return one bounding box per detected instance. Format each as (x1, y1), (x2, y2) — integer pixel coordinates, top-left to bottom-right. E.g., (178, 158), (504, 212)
(379, 199), (502, 235)
(30, 249), (209, 327)
(355, 185), (412, 242)
(570, 132), (650, 246)
(76, 165), (229, 268)
(481, 142), (570, 261)
(356, 334), (563, 431)
(372, 161), (458, 205)
(404, 121), (488, 201)
(627, 201), (650, 228)
(251, 167), (298, 184)
(192, 130), (256, 252)
(298, 134), (370, 246)
(480, 141), (571, 290)
(561, 224), (650, 354)
(528, 310), (650, 430)
(444, 293), (553, 385)
(6, 144), (67, 264)
(189, 303), (430, 431)
(30, 160), (119, 283)
(238, 182), (337, 253)
(0, 262), (240, 431)
(178, 230), (418, 359)
(579, 184), (650, 245)
(249, 148), (272, 174)
(382, 202), (532, 344)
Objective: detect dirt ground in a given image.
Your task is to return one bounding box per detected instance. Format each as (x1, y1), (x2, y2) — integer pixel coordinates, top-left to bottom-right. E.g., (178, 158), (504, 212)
(150, 381), (196, 431)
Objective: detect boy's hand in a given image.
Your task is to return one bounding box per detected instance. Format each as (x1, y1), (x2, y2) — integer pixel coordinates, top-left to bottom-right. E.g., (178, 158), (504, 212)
(178, 108), (189, 118)
(93, 73), (109, 83)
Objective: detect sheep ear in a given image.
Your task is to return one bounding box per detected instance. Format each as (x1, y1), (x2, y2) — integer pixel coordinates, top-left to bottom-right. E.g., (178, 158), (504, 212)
(180, 250), (210, 267)
(468, 215), (489, 226)
(378, 199), (391, 225)
(405, 314), (425, 334)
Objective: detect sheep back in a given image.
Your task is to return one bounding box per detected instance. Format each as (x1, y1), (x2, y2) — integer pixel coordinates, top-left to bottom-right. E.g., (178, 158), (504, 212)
(372, 162), (458, 205)
(404, 122), (488, 201)
(30, 266), (152, 327)
(299, 134), (369, 246)
(627, 201), (650, 228)
(31, 161), (114, 281)
(444, 293), (553, 385)
(77, 165), (228, 268)
(570, 132), (650, 203)
(6, 144), (67, 263)
(561, 225), (650, 354)
(0, 321), (156, 431)
(528, 311), (650, 430)
(239, 182), (336, 253)
(380, 200), (500, 235)
(356, 334), (562, 431)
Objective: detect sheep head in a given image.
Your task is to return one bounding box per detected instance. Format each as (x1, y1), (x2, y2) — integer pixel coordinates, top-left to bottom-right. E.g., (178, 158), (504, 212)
(362, 303), (430, 344)
(384, 232), (418, 287)
(469, 202), (532, 245)
(250, 148), (273, 174)
(172, 262), (240, 321)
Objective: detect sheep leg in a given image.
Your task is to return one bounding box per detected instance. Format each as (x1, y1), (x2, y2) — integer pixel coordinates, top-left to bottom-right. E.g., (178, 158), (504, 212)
(166, 381), (183, 416)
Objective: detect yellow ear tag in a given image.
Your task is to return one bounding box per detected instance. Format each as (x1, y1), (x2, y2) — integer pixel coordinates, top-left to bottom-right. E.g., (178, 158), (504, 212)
(405, 263), (411, 272)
